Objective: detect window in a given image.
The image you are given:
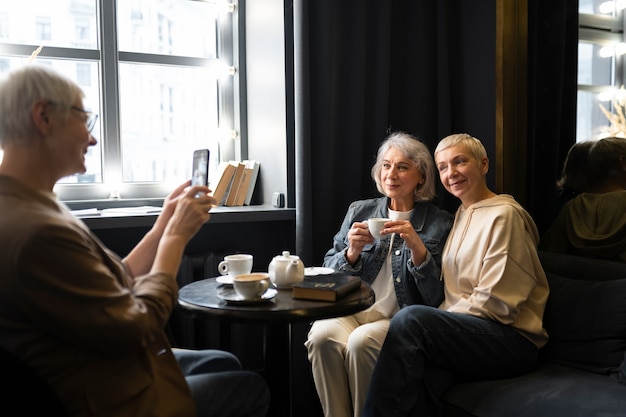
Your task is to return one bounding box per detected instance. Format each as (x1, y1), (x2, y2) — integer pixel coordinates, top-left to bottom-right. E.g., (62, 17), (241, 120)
(36, 16), (52, 41)
(0, 13), (8, 39)
(578, 0), (626, 141)
(76, 62), (91, 85)
(0, 0), (238, 201)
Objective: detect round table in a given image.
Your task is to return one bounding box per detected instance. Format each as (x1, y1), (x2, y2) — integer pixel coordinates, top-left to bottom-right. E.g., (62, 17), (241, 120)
(177, 277), (375, 417)
(178, 277), (374, 322)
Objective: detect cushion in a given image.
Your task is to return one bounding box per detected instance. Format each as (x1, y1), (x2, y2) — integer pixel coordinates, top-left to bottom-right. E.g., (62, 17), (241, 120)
(442, 363), (626, 417)
(541, 272), (626, 374)
(539, 251), (626, 282)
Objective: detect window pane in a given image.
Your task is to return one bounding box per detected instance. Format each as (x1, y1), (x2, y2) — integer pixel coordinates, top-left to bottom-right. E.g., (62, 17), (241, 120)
(56, 59), (102, 184)
(0, 0), (97, 49)
(578, 42), (613, 85)
(117, 0), (217, 58)
(119, 63), (219, 183)
(0, 0), (234, 201)
(578, 0), (624, 141)
(577, 90), (610, 141)
(579, 0), (594, 14)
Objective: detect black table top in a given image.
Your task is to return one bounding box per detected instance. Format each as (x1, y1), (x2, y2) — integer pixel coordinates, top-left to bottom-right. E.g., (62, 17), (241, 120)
(177, 277), (375, 324)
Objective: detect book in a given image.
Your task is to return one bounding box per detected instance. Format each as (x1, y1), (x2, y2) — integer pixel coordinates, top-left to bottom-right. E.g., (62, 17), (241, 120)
(232, 163), (253, 206)
(242, 160), (260, 206)
(210, 161), (237, 205)
(292, 274), (361, 302)
(224, 161), (246, 206)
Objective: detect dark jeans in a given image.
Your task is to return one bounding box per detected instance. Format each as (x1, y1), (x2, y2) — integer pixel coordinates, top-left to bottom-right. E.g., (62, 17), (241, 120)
(362, 305), (538, 417)
(174, 348), (270, 417)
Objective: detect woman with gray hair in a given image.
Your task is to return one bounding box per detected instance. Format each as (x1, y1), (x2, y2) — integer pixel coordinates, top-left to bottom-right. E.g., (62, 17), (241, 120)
(305, 131), (453, 417)
(0, 64), (270, 417)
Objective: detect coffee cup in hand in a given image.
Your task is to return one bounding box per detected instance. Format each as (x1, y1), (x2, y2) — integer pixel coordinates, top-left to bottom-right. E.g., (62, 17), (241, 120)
(233, 273), (271, 300)
(218, 254), (253, 278)
(368, 218), (390, 240)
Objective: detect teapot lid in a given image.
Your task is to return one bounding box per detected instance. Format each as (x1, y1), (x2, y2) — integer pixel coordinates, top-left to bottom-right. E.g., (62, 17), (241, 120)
(277, 250), (299, 260)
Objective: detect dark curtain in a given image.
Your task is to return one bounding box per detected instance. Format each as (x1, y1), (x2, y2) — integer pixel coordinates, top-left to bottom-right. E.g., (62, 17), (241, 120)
(527, 0), (579, 234)
(294, 0), (498, 266)
(293, 0), (577, 265)
(290, 2), (577, 416)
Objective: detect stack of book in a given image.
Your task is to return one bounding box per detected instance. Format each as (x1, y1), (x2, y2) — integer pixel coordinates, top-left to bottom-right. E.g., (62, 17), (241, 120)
(210, 160), (260, 206)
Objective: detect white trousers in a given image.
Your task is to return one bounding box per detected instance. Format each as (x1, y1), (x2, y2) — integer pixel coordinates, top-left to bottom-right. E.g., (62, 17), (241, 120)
(305, 310), (390, 417)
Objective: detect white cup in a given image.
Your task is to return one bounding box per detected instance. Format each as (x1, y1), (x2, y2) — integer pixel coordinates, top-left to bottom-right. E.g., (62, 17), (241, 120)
(233, 273), (271, 300)
(368, 218), (390, 240)
(218, 254), (253, 278)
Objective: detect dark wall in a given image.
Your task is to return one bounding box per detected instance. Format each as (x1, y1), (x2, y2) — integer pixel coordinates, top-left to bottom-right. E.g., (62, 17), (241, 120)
(294, 0), (497, 266)
(93, 220), (295, 272)
(91, 217), (296, 366)
(91, 217), (317, 417)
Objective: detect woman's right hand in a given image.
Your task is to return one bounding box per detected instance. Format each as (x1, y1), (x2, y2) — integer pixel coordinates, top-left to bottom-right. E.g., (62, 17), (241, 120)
(163, 185), (215, 242)
(345, 221), (374, 264)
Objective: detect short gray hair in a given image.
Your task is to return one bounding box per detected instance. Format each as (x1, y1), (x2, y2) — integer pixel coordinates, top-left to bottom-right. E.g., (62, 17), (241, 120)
(0, 64), (84, 148)
(371, 131), (437, 202)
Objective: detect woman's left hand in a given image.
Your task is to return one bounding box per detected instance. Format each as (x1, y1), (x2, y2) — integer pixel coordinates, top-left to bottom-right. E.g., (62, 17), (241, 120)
(154, 181), (213, 233)
(383, 220), (427, 265)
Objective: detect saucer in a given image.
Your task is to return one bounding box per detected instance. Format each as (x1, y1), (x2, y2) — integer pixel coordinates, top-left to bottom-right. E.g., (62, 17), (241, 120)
(217, 287), (277, 304)
(304, 267), (335, 276)
(216, 276), (234, 285)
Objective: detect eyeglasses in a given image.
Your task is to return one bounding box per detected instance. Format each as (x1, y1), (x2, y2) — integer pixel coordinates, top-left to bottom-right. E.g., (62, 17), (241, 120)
(47, 101), (99, 133)
(70, 106), (99, 133)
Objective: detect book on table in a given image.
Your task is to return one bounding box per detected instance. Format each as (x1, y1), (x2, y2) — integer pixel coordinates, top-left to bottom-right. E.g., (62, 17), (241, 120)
(291, 274), (361, 302)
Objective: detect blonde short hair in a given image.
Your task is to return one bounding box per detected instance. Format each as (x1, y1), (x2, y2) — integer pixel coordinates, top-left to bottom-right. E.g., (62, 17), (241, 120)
(434, 133), (488, 162)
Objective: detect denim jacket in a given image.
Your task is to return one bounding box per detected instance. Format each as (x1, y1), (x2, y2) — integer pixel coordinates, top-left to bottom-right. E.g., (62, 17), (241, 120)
(323, 197), (453, 308)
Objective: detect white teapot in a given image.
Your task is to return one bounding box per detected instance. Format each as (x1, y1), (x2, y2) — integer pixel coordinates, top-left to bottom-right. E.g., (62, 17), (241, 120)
(268, 251), (305, 289)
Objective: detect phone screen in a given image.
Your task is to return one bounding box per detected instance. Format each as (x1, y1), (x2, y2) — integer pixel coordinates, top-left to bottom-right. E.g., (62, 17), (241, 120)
(191, 149), (210, 187)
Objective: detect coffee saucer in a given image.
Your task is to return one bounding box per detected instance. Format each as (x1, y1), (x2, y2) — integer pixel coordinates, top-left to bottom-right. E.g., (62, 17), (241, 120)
(217, 287), (277, 304)
(304, 267), (334, 276)
(216, 276), (234, 285)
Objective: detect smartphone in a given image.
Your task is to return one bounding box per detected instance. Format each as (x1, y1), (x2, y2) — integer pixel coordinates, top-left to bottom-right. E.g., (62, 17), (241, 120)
(191, 149), (210, 187)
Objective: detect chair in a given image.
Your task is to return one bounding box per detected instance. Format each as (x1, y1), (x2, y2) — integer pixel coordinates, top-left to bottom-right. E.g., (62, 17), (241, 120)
(0, 346), (68, 416)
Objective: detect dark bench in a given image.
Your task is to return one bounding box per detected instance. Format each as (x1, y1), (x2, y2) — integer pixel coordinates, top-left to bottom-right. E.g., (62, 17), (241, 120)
(442, 251), (626, 417)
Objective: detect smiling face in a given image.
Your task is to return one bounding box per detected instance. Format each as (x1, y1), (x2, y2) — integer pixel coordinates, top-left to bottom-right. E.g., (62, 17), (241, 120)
(46, 100), (97, 179)
(380, 147), (424, 211)
(435, 143), (488, 207)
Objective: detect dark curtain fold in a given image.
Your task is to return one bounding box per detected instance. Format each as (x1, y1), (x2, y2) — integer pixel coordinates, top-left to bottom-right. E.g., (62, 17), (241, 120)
(526, 0), (579, 234)
(294, 0), (496, 265)
(294, 0), (578, 265)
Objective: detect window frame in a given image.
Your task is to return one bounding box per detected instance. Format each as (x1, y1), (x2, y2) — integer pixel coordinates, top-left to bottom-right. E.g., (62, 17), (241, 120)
(0, 0), (239, 203)
(578, 9), (625, 141)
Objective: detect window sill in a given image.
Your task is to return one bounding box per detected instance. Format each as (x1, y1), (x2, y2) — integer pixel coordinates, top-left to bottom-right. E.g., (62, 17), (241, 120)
(75, 204), (295, 230)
